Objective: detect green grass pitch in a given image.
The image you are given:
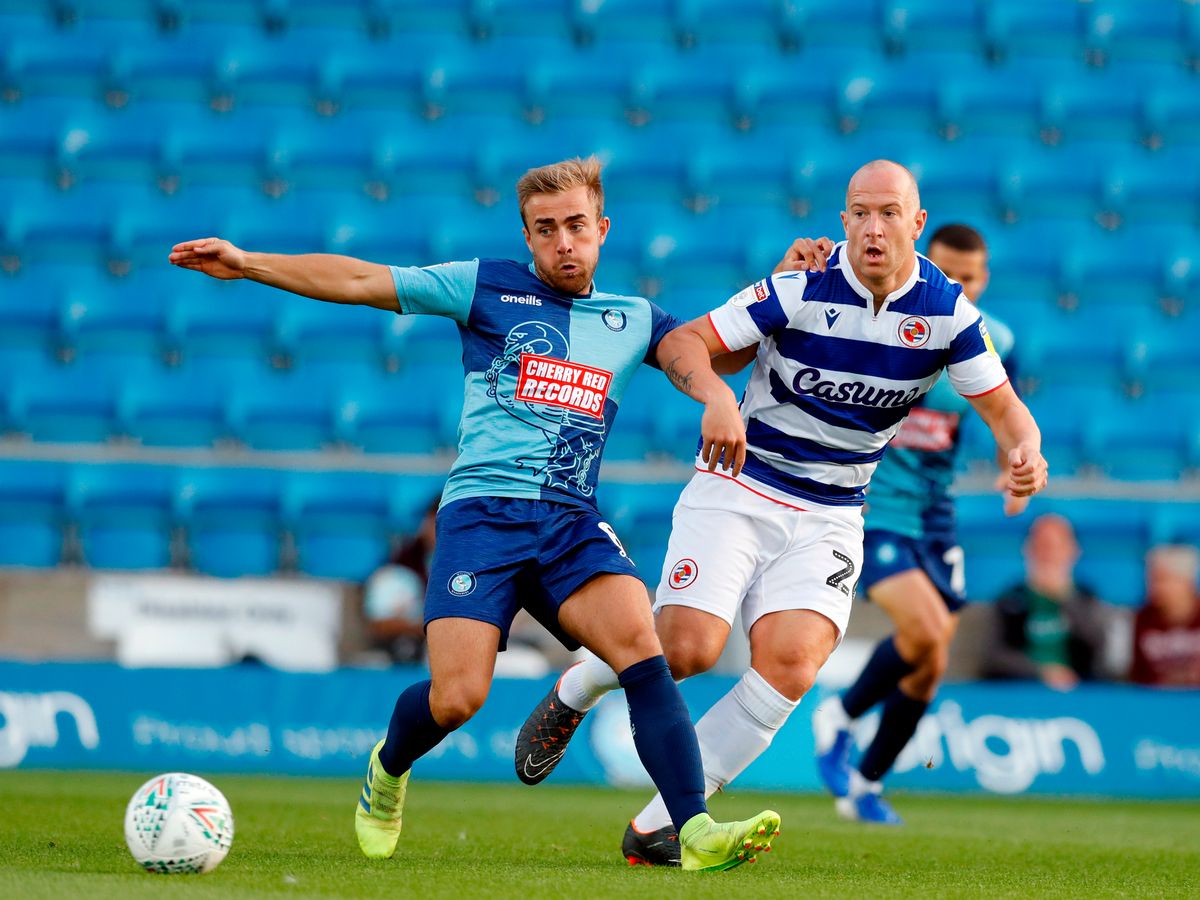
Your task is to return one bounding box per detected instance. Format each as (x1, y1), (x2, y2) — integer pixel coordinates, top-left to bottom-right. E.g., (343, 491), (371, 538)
(1, 770), (1197, 899)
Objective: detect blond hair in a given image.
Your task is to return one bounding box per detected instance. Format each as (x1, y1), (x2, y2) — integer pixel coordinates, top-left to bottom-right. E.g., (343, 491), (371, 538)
(516, 156), (604, 226)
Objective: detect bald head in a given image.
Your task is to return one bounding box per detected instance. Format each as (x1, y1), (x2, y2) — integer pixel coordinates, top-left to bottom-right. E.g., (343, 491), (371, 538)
(846, 160), (920, 212)
(839, 159), (927, 298)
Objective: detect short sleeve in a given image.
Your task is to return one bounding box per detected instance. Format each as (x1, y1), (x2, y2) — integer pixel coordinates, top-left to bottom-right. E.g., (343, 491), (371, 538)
(946, 296), (1010, 398)
(706, 272), (804, 351)
(642, 301), (685, 368)
(389, 259), (480, 324)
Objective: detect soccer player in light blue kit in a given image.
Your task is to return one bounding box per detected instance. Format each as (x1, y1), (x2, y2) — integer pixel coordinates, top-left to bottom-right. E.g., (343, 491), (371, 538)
(514, 162), (1048, 865)
(812, 223), (1023, 824)
(168, 156), (781, 871)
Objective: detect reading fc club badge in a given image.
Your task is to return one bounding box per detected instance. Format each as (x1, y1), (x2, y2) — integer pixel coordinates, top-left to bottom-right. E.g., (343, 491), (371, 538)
(669, 559), (698, 590)
(898, 315), (931, 348)
(602, 309), (627, 332)
(448, 571), (477, 596)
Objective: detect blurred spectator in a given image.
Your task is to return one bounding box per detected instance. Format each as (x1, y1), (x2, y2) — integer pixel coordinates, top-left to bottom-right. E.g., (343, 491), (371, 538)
(362, 496), (439, 664)
(1130, 545), (1200, 687)
(983, 514), (1111, 688)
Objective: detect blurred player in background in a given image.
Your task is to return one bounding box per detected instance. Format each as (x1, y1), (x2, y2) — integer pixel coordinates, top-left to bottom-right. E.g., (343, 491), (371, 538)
(514, 162), (1047, 864)
(811, 224), (1022, 825)
(169, 156), (781, 872)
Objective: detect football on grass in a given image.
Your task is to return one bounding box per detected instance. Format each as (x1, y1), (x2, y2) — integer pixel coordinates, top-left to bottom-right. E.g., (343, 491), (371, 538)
(124, 772), (234, 874)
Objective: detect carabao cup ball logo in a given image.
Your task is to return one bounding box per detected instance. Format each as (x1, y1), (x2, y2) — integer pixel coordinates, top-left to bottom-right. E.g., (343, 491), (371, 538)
(898, 315), (931, 348)
(669, 558), (698, 590)
(448, 571), (476, 596)
(602, 309), (627, 332)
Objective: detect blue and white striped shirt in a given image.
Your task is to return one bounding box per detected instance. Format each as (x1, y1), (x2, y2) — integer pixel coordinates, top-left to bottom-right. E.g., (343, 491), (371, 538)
(706, 243), (1008, 508)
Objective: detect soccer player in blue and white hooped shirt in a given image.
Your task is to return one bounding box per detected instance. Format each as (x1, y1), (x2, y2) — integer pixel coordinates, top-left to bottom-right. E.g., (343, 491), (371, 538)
(517, 161), (1047, 864)
(168, 157), (781, 872)
(810, 223), (1024, 826)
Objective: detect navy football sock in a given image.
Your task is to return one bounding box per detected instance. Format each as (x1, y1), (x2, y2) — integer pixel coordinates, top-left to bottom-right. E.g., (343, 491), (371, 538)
(840, 636), (916, 719)
(858, 687), (929, 783)
(377, 680), (453, 777)
(618, 656), (707, 831)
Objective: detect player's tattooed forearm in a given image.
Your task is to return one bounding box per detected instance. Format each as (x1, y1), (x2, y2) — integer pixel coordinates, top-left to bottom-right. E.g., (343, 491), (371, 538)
(664, 357), (694, 395)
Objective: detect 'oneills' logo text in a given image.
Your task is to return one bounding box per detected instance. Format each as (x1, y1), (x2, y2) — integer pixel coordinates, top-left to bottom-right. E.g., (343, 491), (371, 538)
(517, 353), (612, 419)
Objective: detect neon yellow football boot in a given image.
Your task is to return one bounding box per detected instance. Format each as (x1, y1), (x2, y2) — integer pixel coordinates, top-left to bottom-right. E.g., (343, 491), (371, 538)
(678, 809), (781, 872)
(354, 739), (411, 859)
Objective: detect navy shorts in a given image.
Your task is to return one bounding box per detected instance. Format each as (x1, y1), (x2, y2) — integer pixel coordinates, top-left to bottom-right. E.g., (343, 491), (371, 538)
(860, 529), (968, 612)
(424, 496), (641, 650)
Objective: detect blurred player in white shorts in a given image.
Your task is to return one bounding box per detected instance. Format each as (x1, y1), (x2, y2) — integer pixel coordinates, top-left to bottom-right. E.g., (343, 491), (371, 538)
(512, 160), (1048, 866)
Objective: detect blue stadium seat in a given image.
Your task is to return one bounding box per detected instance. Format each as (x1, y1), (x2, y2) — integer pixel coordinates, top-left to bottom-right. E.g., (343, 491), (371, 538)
(370, 0), (474, 38)
(286, 470), (393, 580)
(524, 48), (635, 125)
(0, 460), (66, 568)
(838, 52), (954, 135)
(1127, 307), (1200, 392)
(630, 50), (738, 127)
(603, 366), (659, 462)
(103, 30), (227, 107)
(178, 467), (284, 577)
(1023, 384), (1113, 476)
(69, 463), (175, 570)
(788, 0), (884, 54)
(675, 0), (797, 51)
(262, 118), (376, 194)
(469, 0), (575, 41)
(274, 298), (393, 367)
(6, 359), (122, 443)
(365, 122), (477, 202)
(58, 279), (169, 360)
(881, 0), (983, 57)
(686, 136), (793, 215)
(337, 365), (455, 453)
(160, 111), (276, 190)
(1020, 304), (1135, 389)
(0, 262), (82, 353)
(0, 97), (76, 181)
(1040, 71), (1147, 145)
(211, 31), (357, 110)
(167, 276), (280, 364)
(1055, 238), (1163, 312)
(1142, 79), (1200, 149)
(936, 67), (1043, 142)
(119, 364), (229, 447)
(418, 36), (536, 122)
(1086, 396), (1190, 483)
(1084, 0), (1191, 68)
(982, 0), (1083, 63)
(998, 150), (1103, 225)
(227, 369), (336, 450)
(1152, 501), (1200, 548)
(1100, 150), (1200, 228)
(385, 313), (461, 368)
(0, 35), (111, 102)
(571, 0), (677, 47)
(734, 53), (857, 133)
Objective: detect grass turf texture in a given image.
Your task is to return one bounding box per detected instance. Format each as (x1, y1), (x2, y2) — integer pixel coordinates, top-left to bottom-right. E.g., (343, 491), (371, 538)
(1, 771), (1197, 899)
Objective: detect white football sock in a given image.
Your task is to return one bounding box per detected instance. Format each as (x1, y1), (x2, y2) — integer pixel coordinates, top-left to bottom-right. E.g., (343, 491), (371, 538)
(555, 652), (619, 712)
(632, 668), (799, 833)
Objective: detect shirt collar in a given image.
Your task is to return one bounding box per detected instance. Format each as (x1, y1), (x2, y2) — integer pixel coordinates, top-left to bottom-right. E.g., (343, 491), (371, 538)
(834, 242), (921, 305)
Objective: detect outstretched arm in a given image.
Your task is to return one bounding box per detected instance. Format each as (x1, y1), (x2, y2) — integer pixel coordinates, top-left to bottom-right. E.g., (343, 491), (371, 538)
(968, 383), (1048, 499)
(169, 237), (399, 311)
(656, 316), (746, 477)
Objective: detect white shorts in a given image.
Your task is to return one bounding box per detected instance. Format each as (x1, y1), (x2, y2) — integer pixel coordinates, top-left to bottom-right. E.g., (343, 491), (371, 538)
(653, 472), (865, 640)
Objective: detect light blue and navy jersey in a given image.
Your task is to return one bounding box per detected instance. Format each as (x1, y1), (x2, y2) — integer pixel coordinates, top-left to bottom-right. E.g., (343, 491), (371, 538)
(706, 242), (1009, 509)
(390, 258), (681, 510)
(865, 309), (1017, 541)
